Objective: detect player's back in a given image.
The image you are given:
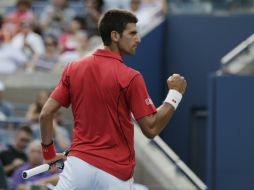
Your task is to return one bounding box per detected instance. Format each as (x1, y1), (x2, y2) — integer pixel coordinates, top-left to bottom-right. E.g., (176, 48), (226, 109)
(66, 49), (139, 180)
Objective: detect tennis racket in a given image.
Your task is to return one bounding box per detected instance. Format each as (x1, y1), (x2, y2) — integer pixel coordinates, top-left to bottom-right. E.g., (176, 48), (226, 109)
(22, 149), (69, 179)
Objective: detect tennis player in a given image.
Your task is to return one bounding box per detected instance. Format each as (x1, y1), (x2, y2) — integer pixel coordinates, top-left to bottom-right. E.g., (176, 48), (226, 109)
(40, 9), (187, 190)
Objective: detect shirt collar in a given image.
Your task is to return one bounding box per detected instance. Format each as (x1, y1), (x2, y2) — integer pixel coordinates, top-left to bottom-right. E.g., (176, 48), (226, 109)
(93, 49), (123, 62)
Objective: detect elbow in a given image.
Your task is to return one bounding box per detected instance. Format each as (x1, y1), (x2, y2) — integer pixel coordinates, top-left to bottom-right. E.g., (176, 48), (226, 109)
(143, 128), (158, 139)
(145, 133), (156, 139)
(39, 109), (54, 122)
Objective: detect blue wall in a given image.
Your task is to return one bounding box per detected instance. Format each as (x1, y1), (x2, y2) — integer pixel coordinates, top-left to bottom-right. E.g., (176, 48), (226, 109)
(207, 75), (254, 190)
(125, 14), (254, 187)
(164, 14), (254, 165)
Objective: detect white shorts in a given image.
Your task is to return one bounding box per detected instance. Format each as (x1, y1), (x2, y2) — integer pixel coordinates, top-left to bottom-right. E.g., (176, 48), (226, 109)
(54, 156), (134, 190)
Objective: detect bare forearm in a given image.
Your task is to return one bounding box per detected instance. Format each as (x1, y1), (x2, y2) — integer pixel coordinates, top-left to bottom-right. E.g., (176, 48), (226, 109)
(138, 103), (175, 138)
(153, 103), (175, 134)
(40, 114), (54, 145)
(40, 98), (62, 145)
(138, 74), (187, 139)
(54, 128), (69, 150)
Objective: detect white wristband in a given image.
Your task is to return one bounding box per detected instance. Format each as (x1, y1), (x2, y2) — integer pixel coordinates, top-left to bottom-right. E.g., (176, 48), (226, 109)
(164, 89), (182, 110)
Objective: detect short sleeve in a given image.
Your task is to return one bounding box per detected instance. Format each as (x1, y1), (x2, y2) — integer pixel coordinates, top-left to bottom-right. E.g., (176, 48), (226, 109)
(50, 65), (71, 107)
(126, 74), (157, 120)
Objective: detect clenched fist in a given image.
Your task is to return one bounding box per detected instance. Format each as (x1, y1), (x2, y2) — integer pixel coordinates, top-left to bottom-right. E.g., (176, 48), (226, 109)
(167, 74), (187, 94)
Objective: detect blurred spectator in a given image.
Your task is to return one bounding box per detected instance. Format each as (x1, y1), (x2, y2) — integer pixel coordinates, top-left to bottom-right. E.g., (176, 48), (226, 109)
(129, 0), (167, 29)
(88, 34), (103, 50)
(53, 112), (70, 152)
(26, 90), (49, 122)
(129, 0), (148, 29)
(26, 34), (60, 72)
(9, 20), (45, 72)
(142, 0), (168, 15)
(11, 140), (59, 189)
(0, 40), (28, 73)
(0, 126), (32, 177)
(3, 0), (36, 38)
(83, 0), (104, 37)
(32, 111), (70, 152)
(39, 0), (76, 36)
(0, 160), (8, 190)
(11, 21), (45, 56)
(55, 31), (91, 72)
(103, 0), (129, 10)
(59, 16), (87, 53)
(0, 124), (16, 151)
(0, 81), (14, 120)
(130, 0), (142, 13)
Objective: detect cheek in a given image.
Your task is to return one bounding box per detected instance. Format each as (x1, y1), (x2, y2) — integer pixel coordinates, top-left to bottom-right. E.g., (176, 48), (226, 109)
(120, 39), (131, 49)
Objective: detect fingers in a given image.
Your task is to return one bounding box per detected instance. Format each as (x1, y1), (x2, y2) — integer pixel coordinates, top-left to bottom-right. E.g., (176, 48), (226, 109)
(53, 153), (67, 162)
(168, 74), (185, 83)
(167, 73), (187, 94)
(49, 164), (58, 171)
(45, 153), (66, 164)
(46, 153), (66, 172)
(59, 153), (67, 161)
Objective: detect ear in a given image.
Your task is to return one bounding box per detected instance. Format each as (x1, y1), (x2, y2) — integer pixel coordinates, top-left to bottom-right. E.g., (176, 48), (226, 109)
(111, 31), (120, 43)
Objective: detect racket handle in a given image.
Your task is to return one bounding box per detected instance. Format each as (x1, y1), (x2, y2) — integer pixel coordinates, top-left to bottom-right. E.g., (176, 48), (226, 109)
(22, 164), (50, 179)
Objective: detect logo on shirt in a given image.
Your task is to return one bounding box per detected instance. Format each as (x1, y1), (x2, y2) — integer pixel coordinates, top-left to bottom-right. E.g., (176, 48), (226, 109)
(145, 98), (153, 106)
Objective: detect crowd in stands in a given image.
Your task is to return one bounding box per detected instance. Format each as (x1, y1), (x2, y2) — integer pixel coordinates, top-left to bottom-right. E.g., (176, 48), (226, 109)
(0, 0), (168, 74)
(0, 80), (70, 189)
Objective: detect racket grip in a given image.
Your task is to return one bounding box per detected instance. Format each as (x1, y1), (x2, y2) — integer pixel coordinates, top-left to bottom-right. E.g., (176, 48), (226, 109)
(22, 164), (50, 179)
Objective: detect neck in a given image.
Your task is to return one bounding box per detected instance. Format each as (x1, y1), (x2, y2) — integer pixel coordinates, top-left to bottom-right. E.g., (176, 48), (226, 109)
(104, 45), (123, 56)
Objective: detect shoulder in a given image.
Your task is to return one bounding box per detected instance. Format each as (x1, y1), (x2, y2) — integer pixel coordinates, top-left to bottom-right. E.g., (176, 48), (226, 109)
(67, 54), (93, 70)
(118, 64), (141, 88)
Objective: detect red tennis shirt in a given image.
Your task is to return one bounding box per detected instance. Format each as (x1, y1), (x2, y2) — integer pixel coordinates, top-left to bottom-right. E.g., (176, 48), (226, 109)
(51, 49), (157, 180)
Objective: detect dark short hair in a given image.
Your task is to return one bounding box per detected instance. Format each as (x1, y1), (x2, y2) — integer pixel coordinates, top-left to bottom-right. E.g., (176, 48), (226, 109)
(17, 126), (33, 136)
(16, 0), (31, 8)
(73, 16), (86, 30)
(44, 34), (58, 46)
(98, 9), (138, 46)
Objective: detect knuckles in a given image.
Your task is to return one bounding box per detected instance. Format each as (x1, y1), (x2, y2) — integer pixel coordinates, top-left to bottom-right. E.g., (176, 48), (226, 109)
(167, 74), (187, 90)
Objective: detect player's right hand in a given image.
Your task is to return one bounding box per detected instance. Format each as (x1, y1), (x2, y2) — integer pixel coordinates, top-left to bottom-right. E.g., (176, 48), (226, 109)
(45, 153), (66, 164)
(45, 153), (67, 172)
(167, 74), (187, 94)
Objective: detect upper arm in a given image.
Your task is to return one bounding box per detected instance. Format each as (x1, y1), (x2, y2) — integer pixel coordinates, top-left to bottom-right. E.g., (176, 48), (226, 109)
(137, 113), (157, 138)
(126, 74), (157, 120)
(125, 74), (157, 138)
(50, 65), (71, 108)
(41, 98), (62, 116)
